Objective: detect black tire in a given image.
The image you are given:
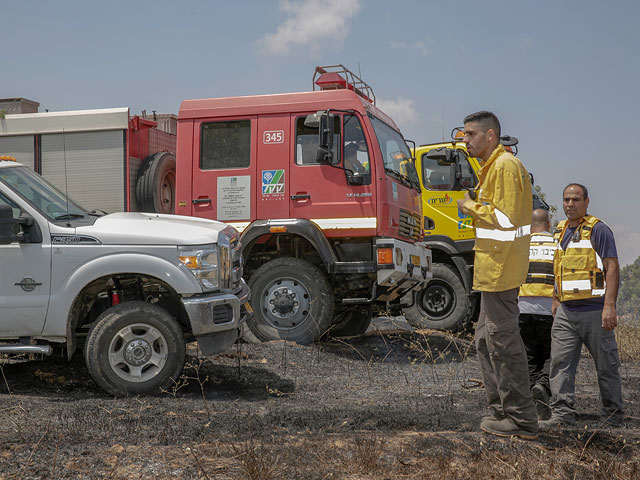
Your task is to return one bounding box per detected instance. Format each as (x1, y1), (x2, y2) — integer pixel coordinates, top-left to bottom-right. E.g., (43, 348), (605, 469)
(84, 301), (185, 396)
(136, 152), (176, 214)
(403, 263), (471, 332)
(247, 257), (334, 345)
(327, 306), (372, 337)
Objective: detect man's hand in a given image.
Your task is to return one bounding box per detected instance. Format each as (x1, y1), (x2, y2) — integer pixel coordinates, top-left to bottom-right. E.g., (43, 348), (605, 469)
(602, 304), (618, 331)
(457, 191), (471, 211)
(552, 296), (560, 317)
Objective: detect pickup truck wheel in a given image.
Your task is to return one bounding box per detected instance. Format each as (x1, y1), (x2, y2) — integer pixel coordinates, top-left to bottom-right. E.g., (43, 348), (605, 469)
(84, 301), (185, 396)
(247, 257), (334, 345)
(327, 306), (372, 337)
(136, 152), (176, 214)
(403, 263), (470, 332)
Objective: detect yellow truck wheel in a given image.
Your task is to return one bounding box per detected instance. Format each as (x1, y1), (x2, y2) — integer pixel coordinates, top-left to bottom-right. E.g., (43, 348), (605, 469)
(403, 263), (470, 331)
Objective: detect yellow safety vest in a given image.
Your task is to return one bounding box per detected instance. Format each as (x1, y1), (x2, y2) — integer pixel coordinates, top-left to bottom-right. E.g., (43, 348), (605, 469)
(553, 215), (605, 302)
(519, 232), (556, 298)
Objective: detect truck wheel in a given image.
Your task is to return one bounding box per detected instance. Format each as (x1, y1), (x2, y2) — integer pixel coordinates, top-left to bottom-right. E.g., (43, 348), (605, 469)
(84, 301), (185, 396)
(136, 152), (176, 214)
(327, 306), (372, 337)
(403, 263), (470, 332)
(247, 257), (334, 345)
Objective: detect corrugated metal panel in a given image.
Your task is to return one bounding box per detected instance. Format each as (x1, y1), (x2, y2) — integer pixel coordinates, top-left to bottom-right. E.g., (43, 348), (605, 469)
(0, 108), (129, 136)
(40, 130), (125, 213)
(0, 134), (35, 169)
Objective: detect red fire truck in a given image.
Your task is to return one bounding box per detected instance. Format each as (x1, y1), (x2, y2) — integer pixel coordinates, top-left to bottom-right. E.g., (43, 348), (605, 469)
(0, 66), (432, 344)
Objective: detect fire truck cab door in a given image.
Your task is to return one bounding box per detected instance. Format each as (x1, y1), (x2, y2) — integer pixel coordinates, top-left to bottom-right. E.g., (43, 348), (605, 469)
(289, 113), (376, 236)
(190, 116), (258, 230)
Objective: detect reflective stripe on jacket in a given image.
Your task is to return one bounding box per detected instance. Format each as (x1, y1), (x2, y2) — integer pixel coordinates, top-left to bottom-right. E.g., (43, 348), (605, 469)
(460, 144), (533, 291)
(553, 215), (605, 301)
(519, 232), (556, 298)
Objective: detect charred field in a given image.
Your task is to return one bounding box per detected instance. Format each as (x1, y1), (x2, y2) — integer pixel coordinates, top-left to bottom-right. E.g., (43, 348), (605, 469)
(1, 317), (640, 480)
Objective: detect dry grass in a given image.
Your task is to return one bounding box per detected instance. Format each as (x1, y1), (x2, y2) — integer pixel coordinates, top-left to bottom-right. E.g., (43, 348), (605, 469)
(616, 313), (640, 363)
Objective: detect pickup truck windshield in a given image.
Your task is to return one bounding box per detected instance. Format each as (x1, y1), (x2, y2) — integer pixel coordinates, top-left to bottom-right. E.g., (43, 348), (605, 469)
(0, 166), (88, 222)
(369, 116), (420, 191)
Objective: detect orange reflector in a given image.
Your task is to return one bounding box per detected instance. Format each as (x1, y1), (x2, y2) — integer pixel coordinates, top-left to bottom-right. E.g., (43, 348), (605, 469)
(269, 226), (288, 233)
(377, 247), (393, 265)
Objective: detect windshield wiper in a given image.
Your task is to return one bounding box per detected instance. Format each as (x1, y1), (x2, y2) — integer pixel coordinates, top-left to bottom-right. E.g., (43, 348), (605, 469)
(88, 209), (108, 217)
(384, 167), (412, 188)
(54, 213), (86, 220)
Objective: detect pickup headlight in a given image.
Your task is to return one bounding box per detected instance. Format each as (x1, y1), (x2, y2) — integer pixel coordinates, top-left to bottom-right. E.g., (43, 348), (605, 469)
(178, 245), (219, 291)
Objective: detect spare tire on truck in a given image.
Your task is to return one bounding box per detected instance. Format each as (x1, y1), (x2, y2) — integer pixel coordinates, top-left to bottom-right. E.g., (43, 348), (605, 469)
(136, 152), (176, 214)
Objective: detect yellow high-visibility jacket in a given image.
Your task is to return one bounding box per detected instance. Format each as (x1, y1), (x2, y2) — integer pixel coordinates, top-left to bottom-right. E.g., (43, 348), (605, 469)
(519, 232), (556, 298)
(460, 145), (532, 292)
(553, 215), (606, 301)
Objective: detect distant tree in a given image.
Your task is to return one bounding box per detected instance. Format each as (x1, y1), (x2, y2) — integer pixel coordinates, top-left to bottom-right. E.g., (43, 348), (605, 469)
(618, 256), (640, 316)
(534, 184), (558, 228)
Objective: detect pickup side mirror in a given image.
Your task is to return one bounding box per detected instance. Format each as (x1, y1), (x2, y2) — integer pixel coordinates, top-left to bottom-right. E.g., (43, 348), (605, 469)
(0, 205), (15, 244)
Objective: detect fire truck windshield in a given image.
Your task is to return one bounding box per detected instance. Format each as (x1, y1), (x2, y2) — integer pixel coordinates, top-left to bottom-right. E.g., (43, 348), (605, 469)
(370, 116), (419, 191)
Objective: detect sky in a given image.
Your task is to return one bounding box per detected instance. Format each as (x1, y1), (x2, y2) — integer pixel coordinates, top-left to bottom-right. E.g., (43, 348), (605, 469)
(3, 0), (640, 265)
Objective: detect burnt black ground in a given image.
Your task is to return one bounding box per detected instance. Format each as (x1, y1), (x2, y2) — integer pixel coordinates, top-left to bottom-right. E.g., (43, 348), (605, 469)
(1, 317), (639, 479)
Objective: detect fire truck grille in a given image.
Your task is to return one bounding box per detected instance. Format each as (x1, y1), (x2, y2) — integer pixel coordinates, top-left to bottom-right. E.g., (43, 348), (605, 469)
(398, 209), (421, 241)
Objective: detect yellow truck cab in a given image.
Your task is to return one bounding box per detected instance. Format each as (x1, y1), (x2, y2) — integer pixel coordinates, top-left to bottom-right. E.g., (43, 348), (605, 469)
(404, 131), (543, 332)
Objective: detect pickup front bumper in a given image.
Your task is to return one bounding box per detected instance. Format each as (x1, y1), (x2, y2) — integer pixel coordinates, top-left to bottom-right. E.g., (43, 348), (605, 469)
(181, 279), (251, 355)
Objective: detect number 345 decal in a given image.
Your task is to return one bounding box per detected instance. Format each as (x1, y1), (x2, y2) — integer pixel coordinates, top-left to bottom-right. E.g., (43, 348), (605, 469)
(263, 130), (284, 144)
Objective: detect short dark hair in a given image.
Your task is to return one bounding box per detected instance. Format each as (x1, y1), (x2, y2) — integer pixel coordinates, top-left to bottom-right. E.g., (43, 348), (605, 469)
(563, 183), (588, 200)
(464, 111), (501, 138)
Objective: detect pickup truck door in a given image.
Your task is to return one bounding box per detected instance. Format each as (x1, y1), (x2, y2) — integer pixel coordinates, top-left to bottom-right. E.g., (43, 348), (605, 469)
(0, 192), (51, 336)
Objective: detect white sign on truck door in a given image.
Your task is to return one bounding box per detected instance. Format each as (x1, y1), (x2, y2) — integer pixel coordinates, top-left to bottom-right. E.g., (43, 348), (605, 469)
(217, 175), (250, 220)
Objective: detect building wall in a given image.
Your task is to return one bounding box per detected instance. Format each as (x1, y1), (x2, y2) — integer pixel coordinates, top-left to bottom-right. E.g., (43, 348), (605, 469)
(0, 98), (40, 114)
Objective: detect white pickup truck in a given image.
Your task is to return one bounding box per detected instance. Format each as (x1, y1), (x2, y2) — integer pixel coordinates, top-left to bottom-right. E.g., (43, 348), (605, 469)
(0, 157), (250, 396)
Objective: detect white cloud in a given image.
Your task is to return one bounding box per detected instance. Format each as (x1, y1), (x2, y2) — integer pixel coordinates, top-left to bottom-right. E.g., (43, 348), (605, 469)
(259, 0), (363, 55)
(390, 40), (430, 56)
(377, 97), (418, 127)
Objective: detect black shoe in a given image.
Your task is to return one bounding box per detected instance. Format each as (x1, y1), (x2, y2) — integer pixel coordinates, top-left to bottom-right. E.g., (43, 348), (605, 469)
(531, 384), (551, 421)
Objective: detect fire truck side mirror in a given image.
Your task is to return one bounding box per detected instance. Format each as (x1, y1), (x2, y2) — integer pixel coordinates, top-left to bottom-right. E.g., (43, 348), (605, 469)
(317, 113), (337, 165)
(425, 147), (455, 165)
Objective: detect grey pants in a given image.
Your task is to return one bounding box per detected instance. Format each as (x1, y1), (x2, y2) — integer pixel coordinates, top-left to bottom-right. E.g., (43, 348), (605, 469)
(549, 304), (624, 423)
(476, 289), (538, 428)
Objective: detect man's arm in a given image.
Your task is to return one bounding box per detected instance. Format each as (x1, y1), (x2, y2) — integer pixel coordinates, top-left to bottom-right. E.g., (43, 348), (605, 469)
(456, 166), (525, 230)
(602, 257), (619, 331)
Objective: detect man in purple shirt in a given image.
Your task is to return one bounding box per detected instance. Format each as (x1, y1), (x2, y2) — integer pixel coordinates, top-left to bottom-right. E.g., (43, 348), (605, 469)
(540, 184), (623, 430)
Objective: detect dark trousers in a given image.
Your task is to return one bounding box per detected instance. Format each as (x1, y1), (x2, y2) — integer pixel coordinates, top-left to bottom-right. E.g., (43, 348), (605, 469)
(518, 313), (553, 393)
(475, 289), (538, 428)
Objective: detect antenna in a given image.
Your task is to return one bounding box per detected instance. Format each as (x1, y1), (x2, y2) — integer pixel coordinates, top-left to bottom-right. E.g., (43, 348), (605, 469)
(62, 128), (71, 227)
(442, 110), (445, 141)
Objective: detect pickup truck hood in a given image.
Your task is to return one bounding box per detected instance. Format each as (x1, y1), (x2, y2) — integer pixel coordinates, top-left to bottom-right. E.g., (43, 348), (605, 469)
(75, 212), (234, 245)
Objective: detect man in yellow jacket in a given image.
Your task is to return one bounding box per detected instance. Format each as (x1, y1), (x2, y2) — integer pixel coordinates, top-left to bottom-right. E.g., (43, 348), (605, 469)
(457, 111), (538, 439)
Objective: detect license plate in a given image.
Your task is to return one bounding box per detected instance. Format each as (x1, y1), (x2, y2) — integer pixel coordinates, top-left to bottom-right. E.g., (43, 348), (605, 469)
(411, 255), (421, 266)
